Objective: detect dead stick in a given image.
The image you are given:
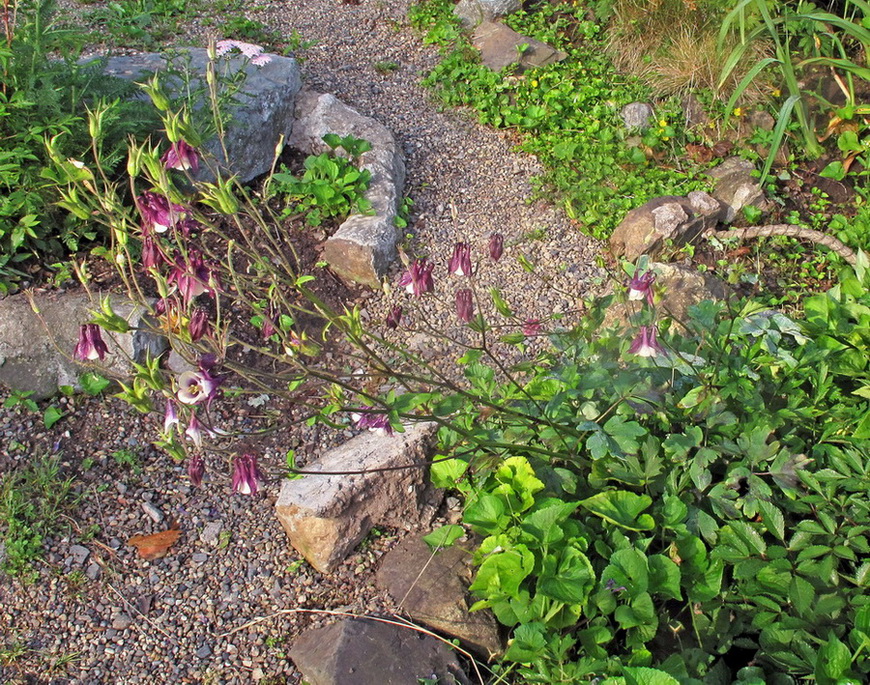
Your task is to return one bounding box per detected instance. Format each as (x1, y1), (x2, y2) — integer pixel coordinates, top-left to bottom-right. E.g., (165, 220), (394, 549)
(705, 224), (857, 266)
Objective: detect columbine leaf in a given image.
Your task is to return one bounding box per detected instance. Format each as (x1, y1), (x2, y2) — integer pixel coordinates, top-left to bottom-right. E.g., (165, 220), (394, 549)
(578, 490), (655, 531)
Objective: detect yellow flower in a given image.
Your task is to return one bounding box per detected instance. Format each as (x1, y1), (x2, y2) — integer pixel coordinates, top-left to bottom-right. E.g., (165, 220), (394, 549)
(531, 80), (539, 88)
(658, 119), (667, 127)
(662, 136), (670, 141)
(772, 88), (781, 97)
(733, 107), (743, 117)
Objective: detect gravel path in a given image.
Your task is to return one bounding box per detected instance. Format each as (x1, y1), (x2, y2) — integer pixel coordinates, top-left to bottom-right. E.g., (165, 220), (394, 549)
(1, 2), (602, 683)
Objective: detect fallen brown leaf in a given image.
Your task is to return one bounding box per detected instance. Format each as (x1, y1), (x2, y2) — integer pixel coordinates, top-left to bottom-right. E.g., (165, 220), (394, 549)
(128, 523), (181, 560)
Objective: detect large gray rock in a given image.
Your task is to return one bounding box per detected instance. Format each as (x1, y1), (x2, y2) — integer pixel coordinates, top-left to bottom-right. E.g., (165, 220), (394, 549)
(0, 291), (167, 400)
(472, 21), (568, 72)
(275, 422), (440, 573)
(100, 49), (302, 184)
(455, 0), (521, 28)
(288, 90), (406, 288)
(609, 191), (724, 262)
(708, 156), (768, 223)
(290, 618), (470, 685)
(376, 535), (504, 658)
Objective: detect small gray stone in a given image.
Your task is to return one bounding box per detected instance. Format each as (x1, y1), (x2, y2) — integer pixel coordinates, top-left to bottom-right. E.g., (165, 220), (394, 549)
(85, 563), (102, 581)
(621, 102), (655, 131)
(472, 21), (568, 72)
(196, 644), (212, 659)
(455, 0), (521, 28)
(192, 553), (209, 563)
(111, 614), (133, 630)
(69, 544), (91, 565)
(708, 156), (768, 223)
(141, 501), (164, 523)
(199, 521), (223, 546)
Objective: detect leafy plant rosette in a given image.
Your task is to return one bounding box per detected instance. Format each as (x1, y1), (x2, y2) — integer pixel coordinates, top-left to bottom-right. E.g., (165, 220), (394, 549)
(424, 257), (870, 682)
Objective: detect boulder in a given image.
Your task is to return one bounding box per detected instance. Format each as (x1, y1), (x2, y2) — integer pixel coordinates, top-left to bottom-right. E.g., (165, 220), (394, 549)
(288, 90), (406, 288)
(100, 48), (302, 184)
(376, 534), (504, 658)
(620, 102), (654, 131)
(472, 21), (568, 72)
(290, 618), (470, 685)
(454, 0), (522, 28)
(609, 191), (724, 262)
(274, 422), (440, 573)
(0, 291), (167, 400)
(708, 156), (768, 223)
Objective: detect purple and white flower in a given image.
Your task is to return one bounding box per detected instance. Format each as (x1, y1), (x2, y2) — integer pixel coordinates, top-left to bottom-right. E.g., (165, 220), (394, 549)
(628, 325), (664, 358)
(185, 413), (206, 447)
(137, 191), (186, 233)
(73, 324), (109, 362)
(385, 305), (403, 329)
(215, 39), (272, 66)
(187, 453), (205, 487)
(351, 407), (393, 436)
(398, 258), (435, 296)
(448, 242), (473, 277)
(489, 233), (504, 262)
(176, 370), (219, 405)
(163, 399), (180, 433)
(628, 269), (656, 306)
(231, 453), (263, 495)
(168, 249), (218, 304)
(189, 308), (212, 342)
(455, 288), (474, 322)
(522, 318), (542, 336)
(161, 140), (200, 173)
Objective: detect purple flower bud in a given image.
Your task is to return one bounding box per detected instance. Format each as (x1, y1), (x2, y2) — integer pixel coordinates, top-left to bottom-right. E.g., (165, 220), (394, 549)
(628, 269), (656, 306)
(455, 288), (474, 322)
(73, 323), (109, 362)
(161, 140), (200, 173)
(176, 370), (219, 405)
(628, 325), (664, 358)
(185, 413), (205, 448)
(189, 308), (212, 342)
(137, 191), (186, 233)
(489, 233), (504, 262)
(232, 453), (263, 495)
(448, 242), (473, 277)
(163, 399), (179, 433)
(141, 233), (163, 269)
(385, 305), (403, 329)
(351, 407), (393, 436)
(522, 318), (542, 336)
(398, 258), (435, 296)
(187, 453), (205, 487)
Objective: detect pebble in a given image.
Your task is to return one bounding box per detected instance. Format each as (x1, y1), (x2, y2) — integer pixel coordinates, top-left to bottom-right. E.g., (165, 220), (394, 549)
(112, 614), (133, 630)
(192, 553), (209, 563)
(141, 501), (164, 523)
(69, 544), (91, 565)
(196, 645), (212, 659)
(199, 521), (223, 546)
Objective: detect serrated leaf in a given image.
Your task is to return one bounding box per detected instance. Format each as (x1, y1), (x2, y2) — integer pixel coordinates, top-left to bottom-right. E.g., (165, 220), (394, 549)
(789, 575), (815, 615)
(758, 500), (785, 541)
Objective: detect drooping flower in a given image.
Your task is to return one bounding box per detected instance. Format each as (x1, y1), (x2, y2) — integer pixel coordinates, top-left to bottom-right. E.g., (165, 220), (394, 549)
(187, 453), (205, 487)
(216, 39), (271, 66)
(231, 453), (263, 495)
(628, 325), (664, 358)
(163, 399), (180, 433)
(137, 191), (186, 233)
(185, 413), (205, 448)
(455, 288), (474, 322)
(168, 249), (218, 304)
(448, 242), (473, 277)
(161, 140), (200, 173)
(398, 258), (435, 296)
(189, 308), (212, 342)
(489, 233), (504, 262)
(522, 318), (542, 336)
(627, 269), (656, 306)
(351, 407), (393, 436)
(176, 370), (219, 405)
(385, 305), (403, 329)
(141, 233), (163, 270)
(73, 324), (109, 362)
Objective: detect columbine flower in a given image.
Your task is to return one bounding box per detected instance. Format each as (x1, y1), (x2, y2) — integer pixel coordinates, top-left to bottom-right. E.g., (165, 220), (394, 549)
(455, 288), (474, 323)
(185, 413), (205, 448)
(163, 399), (180, 433)
(385, 305), (403, 329)
(351, 407), (393, 436)
(141, 233), (163, 270)
(187, 453), (205, 487)
(489, 233), (504, 262)
(161, 140), (199, 172)
(398, 258), (434, 296)
(627, 269), (655, 306)
(74, 324), (109, 362)
(189, 308), (212, 342)
(231, 454), (263, 495)
(168, 249), (218, 304)
(628, 325), (664, 358)
(176, 370), (218, 405)
(522, 318), (542, 336)
(137, 191), (186, 233)
(448, 242), (473, 277)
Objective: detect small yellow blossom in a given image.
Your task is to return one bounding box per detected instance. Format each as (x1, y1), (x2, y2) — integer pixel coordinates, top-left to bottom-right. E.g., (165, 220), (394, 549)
(733, 107), (743, 117)
(772, 88), (781, 97)
(531, 80), (539, 88)
(662, 136), (670, 141)
(658, 119), (667, 127)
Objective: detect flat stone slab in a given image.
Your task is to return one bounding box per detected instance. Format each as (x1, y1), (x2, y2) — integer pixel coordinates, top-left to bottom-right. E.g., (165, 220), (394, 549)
(275, 422), (439, 573)
(288, 90), (406, 288)
(0, 291), (167, 400)
(473, 21), (568, 72)
(99, 48), (302, 184)
(376, 534), (504, 658)
(290, 618), (470, 685)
